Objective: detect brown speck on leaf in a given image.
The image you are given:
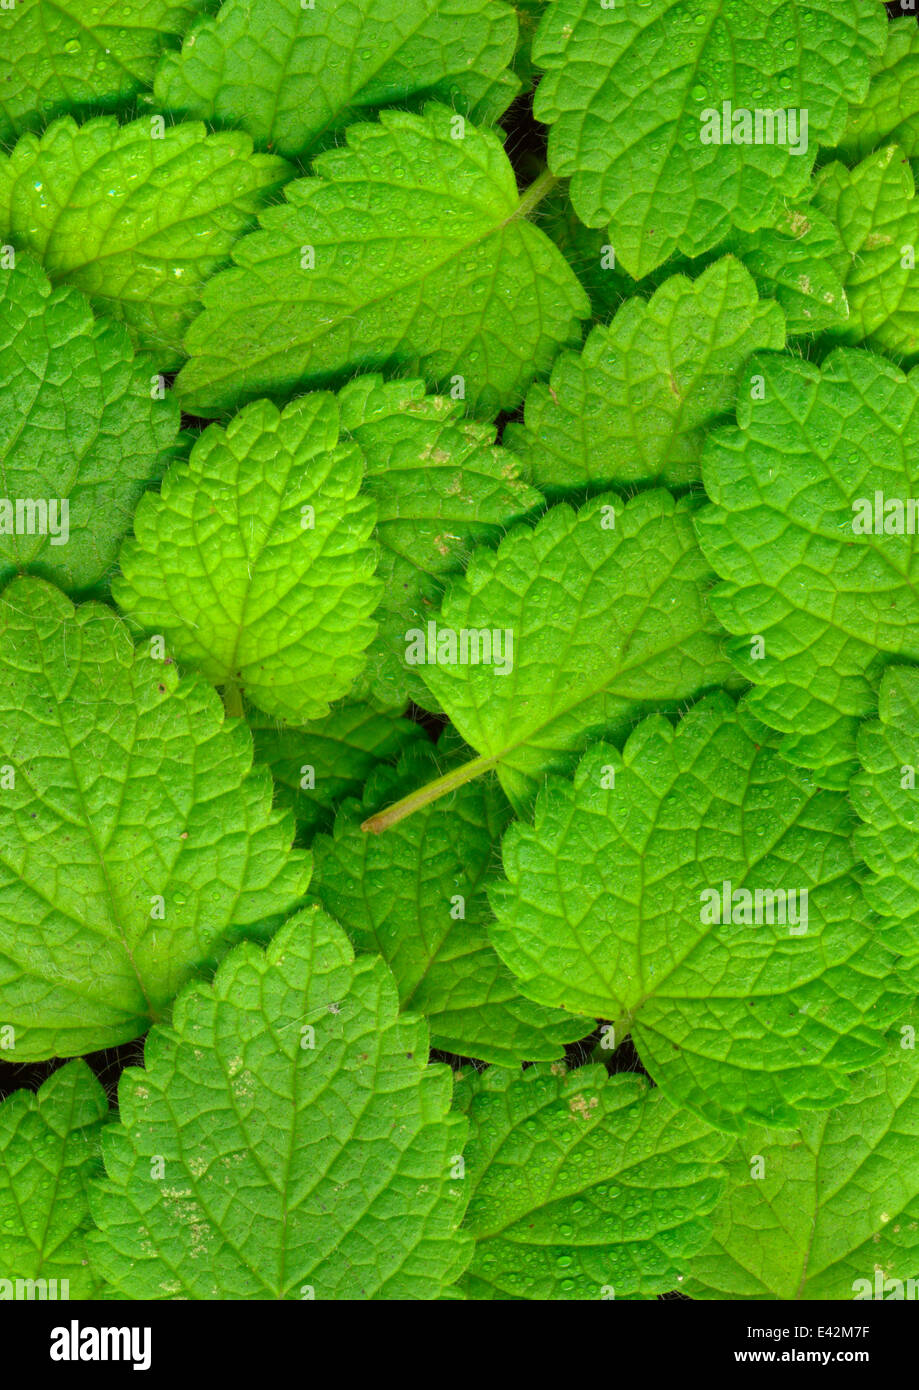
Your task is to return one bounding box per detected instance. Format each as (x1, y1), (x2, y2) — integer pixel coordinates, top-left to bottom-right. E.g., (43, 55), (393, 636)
(568, 1094), (599, 1120)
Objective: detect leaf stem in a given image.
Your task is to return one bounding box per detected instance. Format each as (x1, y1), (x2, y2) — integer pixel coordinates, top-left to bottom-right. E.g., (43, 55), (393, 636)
(223, 682), (244, 718)
(512, 167), (558, 222)
(361, 754), (499, 834)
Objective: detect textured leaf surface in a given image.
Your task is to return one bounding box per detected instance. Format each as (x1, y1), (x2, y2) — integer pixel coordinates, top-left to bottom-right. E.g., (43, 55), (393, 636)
(456, 1064), (728, 1299)
(250, 700), (427, 839)
(176, 106), (590, 416)
(0, 255), (179, 594)
(532, 0), (885, 277)
(489, 696), (905, 1131)
(0, 0), (211, 144)
(836, 18), (919, 163)
(0, 1062), (108, 1299)
(314, 748), (589, 1065)
(544, 188), (849, 337)
(0, 578), (310, 1062)
(696, 349), (919, 787)
(852, 667), (919, 959)
(686, 1031), (919, 1299)
(505, 257), (784, 494)
(414, 490), (732, 811)
(155, 0), (518, 158)
(0, 117), (290, 367)
(815, 145), (919, 363)
(114, 395), (380, 724)
(90, 905), (471, 1299)
(338, 375), (542, 705)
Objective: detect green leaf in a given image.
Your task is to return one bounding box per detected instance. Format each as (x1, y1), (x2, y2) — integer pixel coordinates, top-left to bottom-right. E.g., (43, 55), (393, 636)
(370, 490), (732, 820)
(114, 394), (381, 724)
(686, 1029), (919, 1299)
(489, 695), (907, 1132)
(455, 1063), (728, 1299)
(89, 904), (471, 1300)
(0, 1061), (108, 1300)
(814, 145), (919, 364)
(0, 0), (212, 144)
(543, 185), (849, 337)
(852, 667), (919, 958)
(532, 0), (885, 277)
(175, 105), (590, 416)
(249, 699), (428, 839)
(0, 577), (310, 1062)
(696, 348), (919, 788)
(313, 747), (591, 1065)
(725, 204), (850, 337)
(504, 257), (785, 495)
(0, 254), (179, 595)
(835, 17), (919, 164)
(154, 0), (519, 159)
(0, 116), (290, 367)
(337, 374), (543, 705)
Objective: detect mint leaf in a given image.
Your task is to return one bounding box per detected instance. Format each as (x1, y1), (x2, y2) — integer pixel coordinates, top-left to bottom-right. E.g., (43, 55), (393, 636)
(835, 18), (919, 163)
(532, 0), (885, 277)
(175, 106), (590, 416)
(249, 699), (428, 839)
(0, 577), (310, 1062)
(814, 145), (919, 363)
(0, 254), (179, 595)
(686, 1029), (919, 1299)
(0, 0), (211, 143)
(154, 0), (519, 159)
(852, 667), (919, 958)
(489, 696), (906, 1131)
(337, 374), (542, 704)
(697, 348), (919, 787)
(455, 1064), (728, 1299)
(369, 490), (732, 820)
(314, 747), (590, 1065)
(0, 1062), (108, 1300)
(114, 394), (380, 724)
(0, 116), (290, 368)
(543, 185), (849, 337)
(504, 257), (785, 495)
(89, 905), (471, 1299)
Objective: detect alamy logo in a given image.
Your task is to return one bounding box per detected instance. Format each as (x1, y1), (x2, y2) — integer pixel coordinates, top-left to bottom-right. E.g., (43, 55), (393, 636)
(0, 1276), (69, 1299)
(404, 620), (514, 675)
(852, 492), (919, 535)
(700, 880), (808, 935)
(853, 1271), (919, 1300)
(50, 1320), (151, 1371)
(700, 101), (809, 156)
(0, 497), (69, 546)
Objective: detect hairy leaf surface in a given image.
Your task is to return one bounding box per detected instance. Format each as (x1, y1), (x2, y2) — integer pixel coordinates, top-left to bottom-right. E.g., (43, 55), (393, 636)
(90, 905), (471, 1299)
(852, 667), (919, 958)
(0, 255), (179, 594)
(411, 490), (732, 812)
(0, 1062), (108, 1300)
(114, 395), (380, 724)
(0, 578), (310, 1061)
(532, 0), (885, 276)
(456, 1064), (728, 1299)
(697, 348), (919, 786)
(155, 0), (519, 158)
(0, 0), (212, 143)
(338, 375), (542, 705)
(0, 117), (289, 367)
(176, 106), (590, 415)
(686, 1031), (919, 1299)
(505, 258), (784, 494)
(314, 748), (590, 1064)
(489, 697), (906, 1131)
